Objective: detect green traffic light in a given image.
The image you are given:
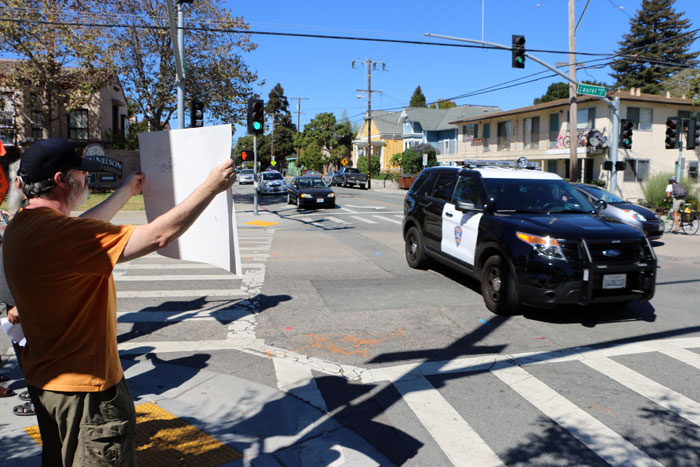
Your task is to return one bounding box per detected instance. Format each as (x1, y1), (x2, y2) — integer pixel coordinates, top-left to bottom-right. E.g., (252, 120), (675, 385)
(253, 121), (262, 130)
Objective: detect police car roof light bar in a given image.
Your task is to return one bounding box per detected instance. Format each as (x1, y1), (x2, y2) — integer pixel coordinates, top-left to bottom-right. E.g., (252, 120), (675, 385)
(462, 158), (541, 170)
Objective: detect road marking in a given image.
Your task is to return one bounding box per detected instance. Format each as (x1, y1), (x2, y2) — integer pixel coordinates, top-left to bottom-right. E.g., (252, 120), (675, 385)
(273, 358), (328, 412)
(117, 289), (247, 298)
(115, 263), (221, 270)
(116, 308), (249, 322)
(491, 364), (662, 467)
(115, 274), (236, 282)
(325, 216), (348, 224)
(659, 346), (700, 370)
(344, 204), (386, 210)
(339, 207), (359, 214)
(394, 215), (404, 220)
(394, 375), (503, 467)
(581, 356), (700, 427)
(349, 215), (377, 224)
(372, 215), (402, 225)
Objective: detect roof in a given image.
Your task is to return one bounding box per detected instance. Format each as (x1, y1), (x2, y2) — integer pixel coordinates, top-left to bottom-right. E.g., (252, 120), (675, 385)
(402, 105), (501, 131)
(450, 89), (700, 125)
(366, 110), (403, 135)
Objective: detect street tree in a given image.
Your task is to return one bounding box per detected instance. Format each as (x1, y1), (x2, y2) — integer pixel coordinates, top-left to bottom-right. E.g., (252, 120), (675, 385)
(295, 112), (352, 171)
(429, 99), (456, 109)
(660, 68), (700, 100)
(93, 0), (259, 131)
(409, 86), (427, 107)
(0, 0), (114, 138)
(611, 0), (698, 94)
(533, 81), (608, 105)
(299, 140), (325, 173)
(263, 83), (296, 167)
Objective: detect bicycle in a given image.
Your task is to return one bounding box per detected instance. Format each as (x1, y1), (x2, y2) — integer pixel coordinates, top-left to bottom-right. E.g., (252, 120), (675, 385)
(662, 202), (699, 235)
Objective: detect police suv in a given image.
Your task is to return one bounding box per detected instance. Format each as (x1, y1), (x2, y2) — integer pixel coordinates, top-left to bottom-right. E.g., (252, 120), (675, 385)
(403, 158), (657, 314)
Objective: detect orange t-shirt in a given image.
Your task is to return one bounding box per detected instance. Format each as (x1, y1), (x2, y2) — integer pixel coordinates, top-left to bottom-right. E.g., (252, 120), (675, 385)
(2, 207), (136, 392)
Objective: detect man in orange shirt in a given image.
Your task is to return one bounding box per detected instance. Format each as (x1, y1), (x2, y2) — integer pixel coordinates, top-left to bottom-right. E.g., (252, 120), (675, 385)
(3, 138), (236, 466)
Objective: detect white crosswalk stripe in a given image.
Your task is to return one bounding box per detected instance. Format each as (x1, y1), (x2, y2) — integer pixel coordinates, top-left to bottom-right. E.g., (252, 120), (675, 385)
(349, 215), (377, 224)
(371, 214), (402, 224)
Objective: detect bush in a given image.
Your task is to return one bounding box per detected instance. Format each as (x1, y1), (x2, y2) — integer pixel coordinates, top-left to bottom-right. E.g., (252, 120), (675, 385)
(643, 173), (697, 210)
(357, 154), (381, 175)
(395, 143), (438, 175)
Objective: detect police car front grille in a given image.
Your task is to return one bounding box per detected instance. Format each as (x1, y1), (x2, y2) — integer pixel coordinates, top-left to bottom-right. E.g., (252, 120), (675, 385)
(560, 238), (647, 265)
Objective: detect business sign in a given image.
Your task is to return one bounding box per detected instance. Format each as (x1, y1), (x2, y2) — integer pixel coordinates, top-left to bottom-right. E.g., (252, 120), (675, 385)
(85, 155), (123, 176)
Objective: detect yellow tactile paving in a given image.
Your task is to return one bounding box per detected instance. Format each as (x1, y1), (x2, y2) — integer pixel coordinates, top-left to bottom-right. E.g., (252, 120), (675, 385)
(244, 220), (279, 227)
(24, 402), (244, 466)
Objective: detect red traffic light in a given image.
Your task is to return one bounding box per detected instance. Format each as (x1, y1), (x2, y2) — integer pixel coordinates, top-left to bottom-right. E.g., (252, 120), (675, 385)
(241, 150), (248, 160)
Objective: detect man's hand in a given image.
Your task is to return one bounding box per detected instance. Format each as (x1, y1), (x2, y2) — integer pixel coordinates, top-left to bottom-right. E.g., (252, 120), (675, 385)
(7, 307), (19, 325)
(204, 159), (237, 194)
(123, 171), (146, 197)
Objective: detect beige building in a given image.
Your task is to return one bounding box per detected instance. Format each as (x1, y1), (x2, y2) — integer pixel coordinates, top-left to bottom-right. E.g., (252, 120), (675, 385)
(1, 59), (133, 188)
(450, 89), (699, 201)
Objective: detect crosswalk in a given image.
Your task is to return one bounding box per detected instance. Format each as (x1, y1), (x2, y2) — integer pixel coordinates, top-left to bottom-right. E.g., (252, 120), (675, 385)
(112, 229), (700, 465)
(292, 212), (404, 227)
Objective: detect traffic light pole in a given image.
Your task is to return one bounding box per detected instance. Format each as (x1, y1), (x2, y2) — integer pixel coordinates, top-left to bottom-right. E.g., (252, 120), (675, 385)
(254, 135), (259, 215)
(425, 33), (622, 192)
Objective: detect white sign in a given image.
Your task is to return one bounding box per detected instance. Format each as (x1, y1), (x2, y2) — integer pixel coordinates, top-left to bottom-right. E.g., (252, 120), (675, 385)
(138, 124), (241, 275)
(422, 153), (428, 166)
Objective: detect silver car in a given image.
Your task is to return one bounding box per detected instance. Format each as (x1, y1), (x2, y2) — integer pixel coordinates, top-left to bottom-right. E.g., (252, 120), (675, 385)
(239, 169), (255, 185)
(571, 183), (664, 240)
(257, 171), (286, 195)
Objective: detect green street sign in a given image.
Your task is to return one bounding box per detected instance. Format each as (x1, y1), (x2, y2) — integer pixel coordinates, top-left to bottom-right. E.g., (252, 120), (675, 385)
(577, 83), (607, 97)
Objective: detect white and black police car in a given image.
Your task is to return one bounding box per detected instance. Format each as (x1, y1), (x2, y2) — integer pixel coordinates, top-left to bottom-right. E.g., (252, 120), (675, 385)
(403, 158), (657, 314)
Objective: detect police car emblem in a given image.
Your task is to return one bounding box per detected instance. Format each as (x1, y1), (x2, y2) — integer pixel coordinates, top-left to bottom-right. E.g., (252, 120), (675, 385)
(603, 249), (621, 258)
(454, 226), (463, 247)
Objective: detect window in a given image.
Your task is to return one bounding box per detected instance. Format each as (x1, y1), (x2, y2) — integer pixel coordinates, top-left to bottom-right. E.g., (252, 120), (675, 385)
(482, 123), (490, 152)
(462, 124), (478, 142)
(546, 160), (558, 174)
(497, 121), (512, 151)
(430, 173), (456, 202)
(69, 109), (88, 140)
(549, 113), (559, 148)
(0, 92), (15, 145)
(568, 108), (595, 129)
(452, 175), (482, 210)
(523, 116), (540, 150)
(623, 158), (650, 182)
(627, 107), (652, 131)
(408, 171), (434, 195)
(30, 93), (44, 139)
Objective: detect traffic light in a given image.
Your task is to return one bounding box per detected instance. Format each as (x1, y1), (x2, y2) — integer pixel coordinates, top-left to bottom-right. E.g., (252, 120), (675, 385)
(619, 119), (633, 149)
(190, 99), (204, 128)
(247, 98), (265, 135)
(511, 35), (525, 69)
(665, 117), (679, 149)
(241, 150), (249, 161)
(687, 118), (700, 150)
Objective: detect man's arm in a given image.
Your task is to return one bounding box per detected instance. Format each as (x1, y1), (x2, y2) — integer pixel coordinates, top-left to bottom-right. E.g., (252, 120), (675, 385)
(80, 172), (145, 221)
(119, 160), (236, 262)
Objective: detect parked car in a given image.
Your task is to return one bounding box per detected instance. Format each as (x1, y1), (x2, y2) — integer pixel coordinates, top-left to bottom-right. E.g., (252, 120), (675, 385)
(239, 168), (255, 185)
(257, 171), (286, 195)
(571, 183), (664, 240)
(287, 176), (336, 209)
(403, 158), (657, 314)
(333, 167), (367, 189)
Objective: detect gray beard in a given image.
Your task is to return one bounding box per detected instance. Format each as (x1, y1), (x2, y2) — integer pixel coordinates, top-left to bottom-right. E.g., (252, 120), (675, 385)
(68, 177), (90, 210)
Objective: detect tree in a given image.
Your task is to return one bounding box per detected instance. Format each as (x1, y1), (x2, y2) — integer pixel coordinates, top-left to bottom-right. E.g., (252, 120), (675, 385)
(611, 0), (698, 94)
(429, 99), (457, 109)
(660, 68), (700, 100)
(295, 112), (352, 170)
(533, 82), (569, 105)
(260, 83), (296, 169)
(93, 1), (259, 131)
(0, 0), (115, 138)
(391, 143), (437, 174)
(356, 154), (380, 175)
(299, 140), (325, 172)
(409, 86), (427, 107)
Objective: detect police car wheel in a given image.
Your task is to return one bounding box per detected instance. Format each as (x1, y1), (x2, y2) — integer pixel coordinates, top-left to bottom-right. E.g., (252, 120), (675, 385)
(481, 255), (520, 314)
(405, 227), (428, 269)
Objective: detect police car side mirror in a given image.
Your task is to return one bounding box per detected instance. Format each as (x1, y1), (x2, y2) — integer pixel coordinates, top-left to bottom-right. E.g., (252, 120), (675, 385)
(483, 196), (497, 213)
(595, 199), (607, 213)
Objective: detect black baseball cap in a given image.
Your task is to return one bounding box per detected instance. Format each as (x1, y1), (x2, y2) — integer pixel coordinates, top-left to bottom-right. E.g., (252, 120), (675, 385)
(19, 138), (102, 184)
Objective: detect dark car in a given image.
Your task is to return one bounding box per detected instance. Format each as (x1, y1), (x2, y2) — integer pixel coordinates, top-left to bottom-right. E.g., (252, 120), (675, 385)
(287, 176), (336, 209)
(571, 183), (664, 240)
(403, 159), (657, 314)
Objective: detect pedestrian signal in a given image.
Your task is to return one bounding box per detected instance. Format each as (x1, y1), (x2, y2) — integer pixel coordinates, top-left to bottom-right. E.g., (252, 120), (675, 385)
(241, 150), (249, 161)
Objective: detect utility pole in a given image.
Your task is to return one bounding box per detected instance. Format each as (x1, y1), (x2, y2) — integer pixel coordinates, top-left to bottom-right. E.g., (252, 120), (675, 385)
(166, 0), (190, 129)
(290, 97), (308, 176)
(568, 0), (578, 182)
(353, 59), (386, 190)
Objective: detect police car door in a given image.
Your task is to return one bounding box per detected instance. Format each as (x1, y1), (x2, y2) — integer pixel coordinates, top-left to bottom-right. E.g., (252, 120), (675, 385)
(441, 173), (482, 267)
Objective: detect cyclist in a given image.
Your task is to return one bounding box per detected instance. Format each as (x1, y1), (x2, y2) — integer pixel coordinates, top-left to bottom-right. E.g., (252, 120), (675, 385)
(665, 175), (685, 233)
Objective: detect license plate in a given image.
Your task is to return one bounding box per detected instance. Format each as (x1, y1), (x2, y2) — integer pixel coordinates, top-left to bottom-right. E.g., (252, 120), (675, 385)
(603, 273), (626, 289)
(316, 198), (324, 203)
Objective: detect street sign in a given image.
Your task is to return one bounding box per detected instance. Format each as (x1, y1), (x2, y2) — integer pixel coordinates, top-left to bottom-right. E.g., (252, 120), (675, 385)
(341, 157), (349, 166)
(577, 83), (606, 97)
(270, 160), (277, 166)
(422, 153), (428, 167)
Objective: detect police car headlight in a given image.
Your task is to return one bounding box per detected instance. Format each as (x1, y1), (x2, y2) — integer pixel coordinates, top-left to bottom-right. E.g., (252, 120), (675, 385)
(621, 209), (646, 222)
(516, 232), (566, 260)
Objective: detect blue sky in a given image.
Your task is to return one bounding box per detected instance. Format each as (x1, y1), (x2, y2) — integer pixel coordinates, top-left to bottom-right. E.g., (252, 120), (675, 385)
(224, 0), (700, 140)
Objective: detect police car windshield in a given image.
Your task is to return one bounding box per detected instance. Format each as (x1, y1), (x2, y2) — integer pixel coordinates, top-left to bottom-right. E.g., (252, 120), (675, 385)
(482, 179), (595, 214)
